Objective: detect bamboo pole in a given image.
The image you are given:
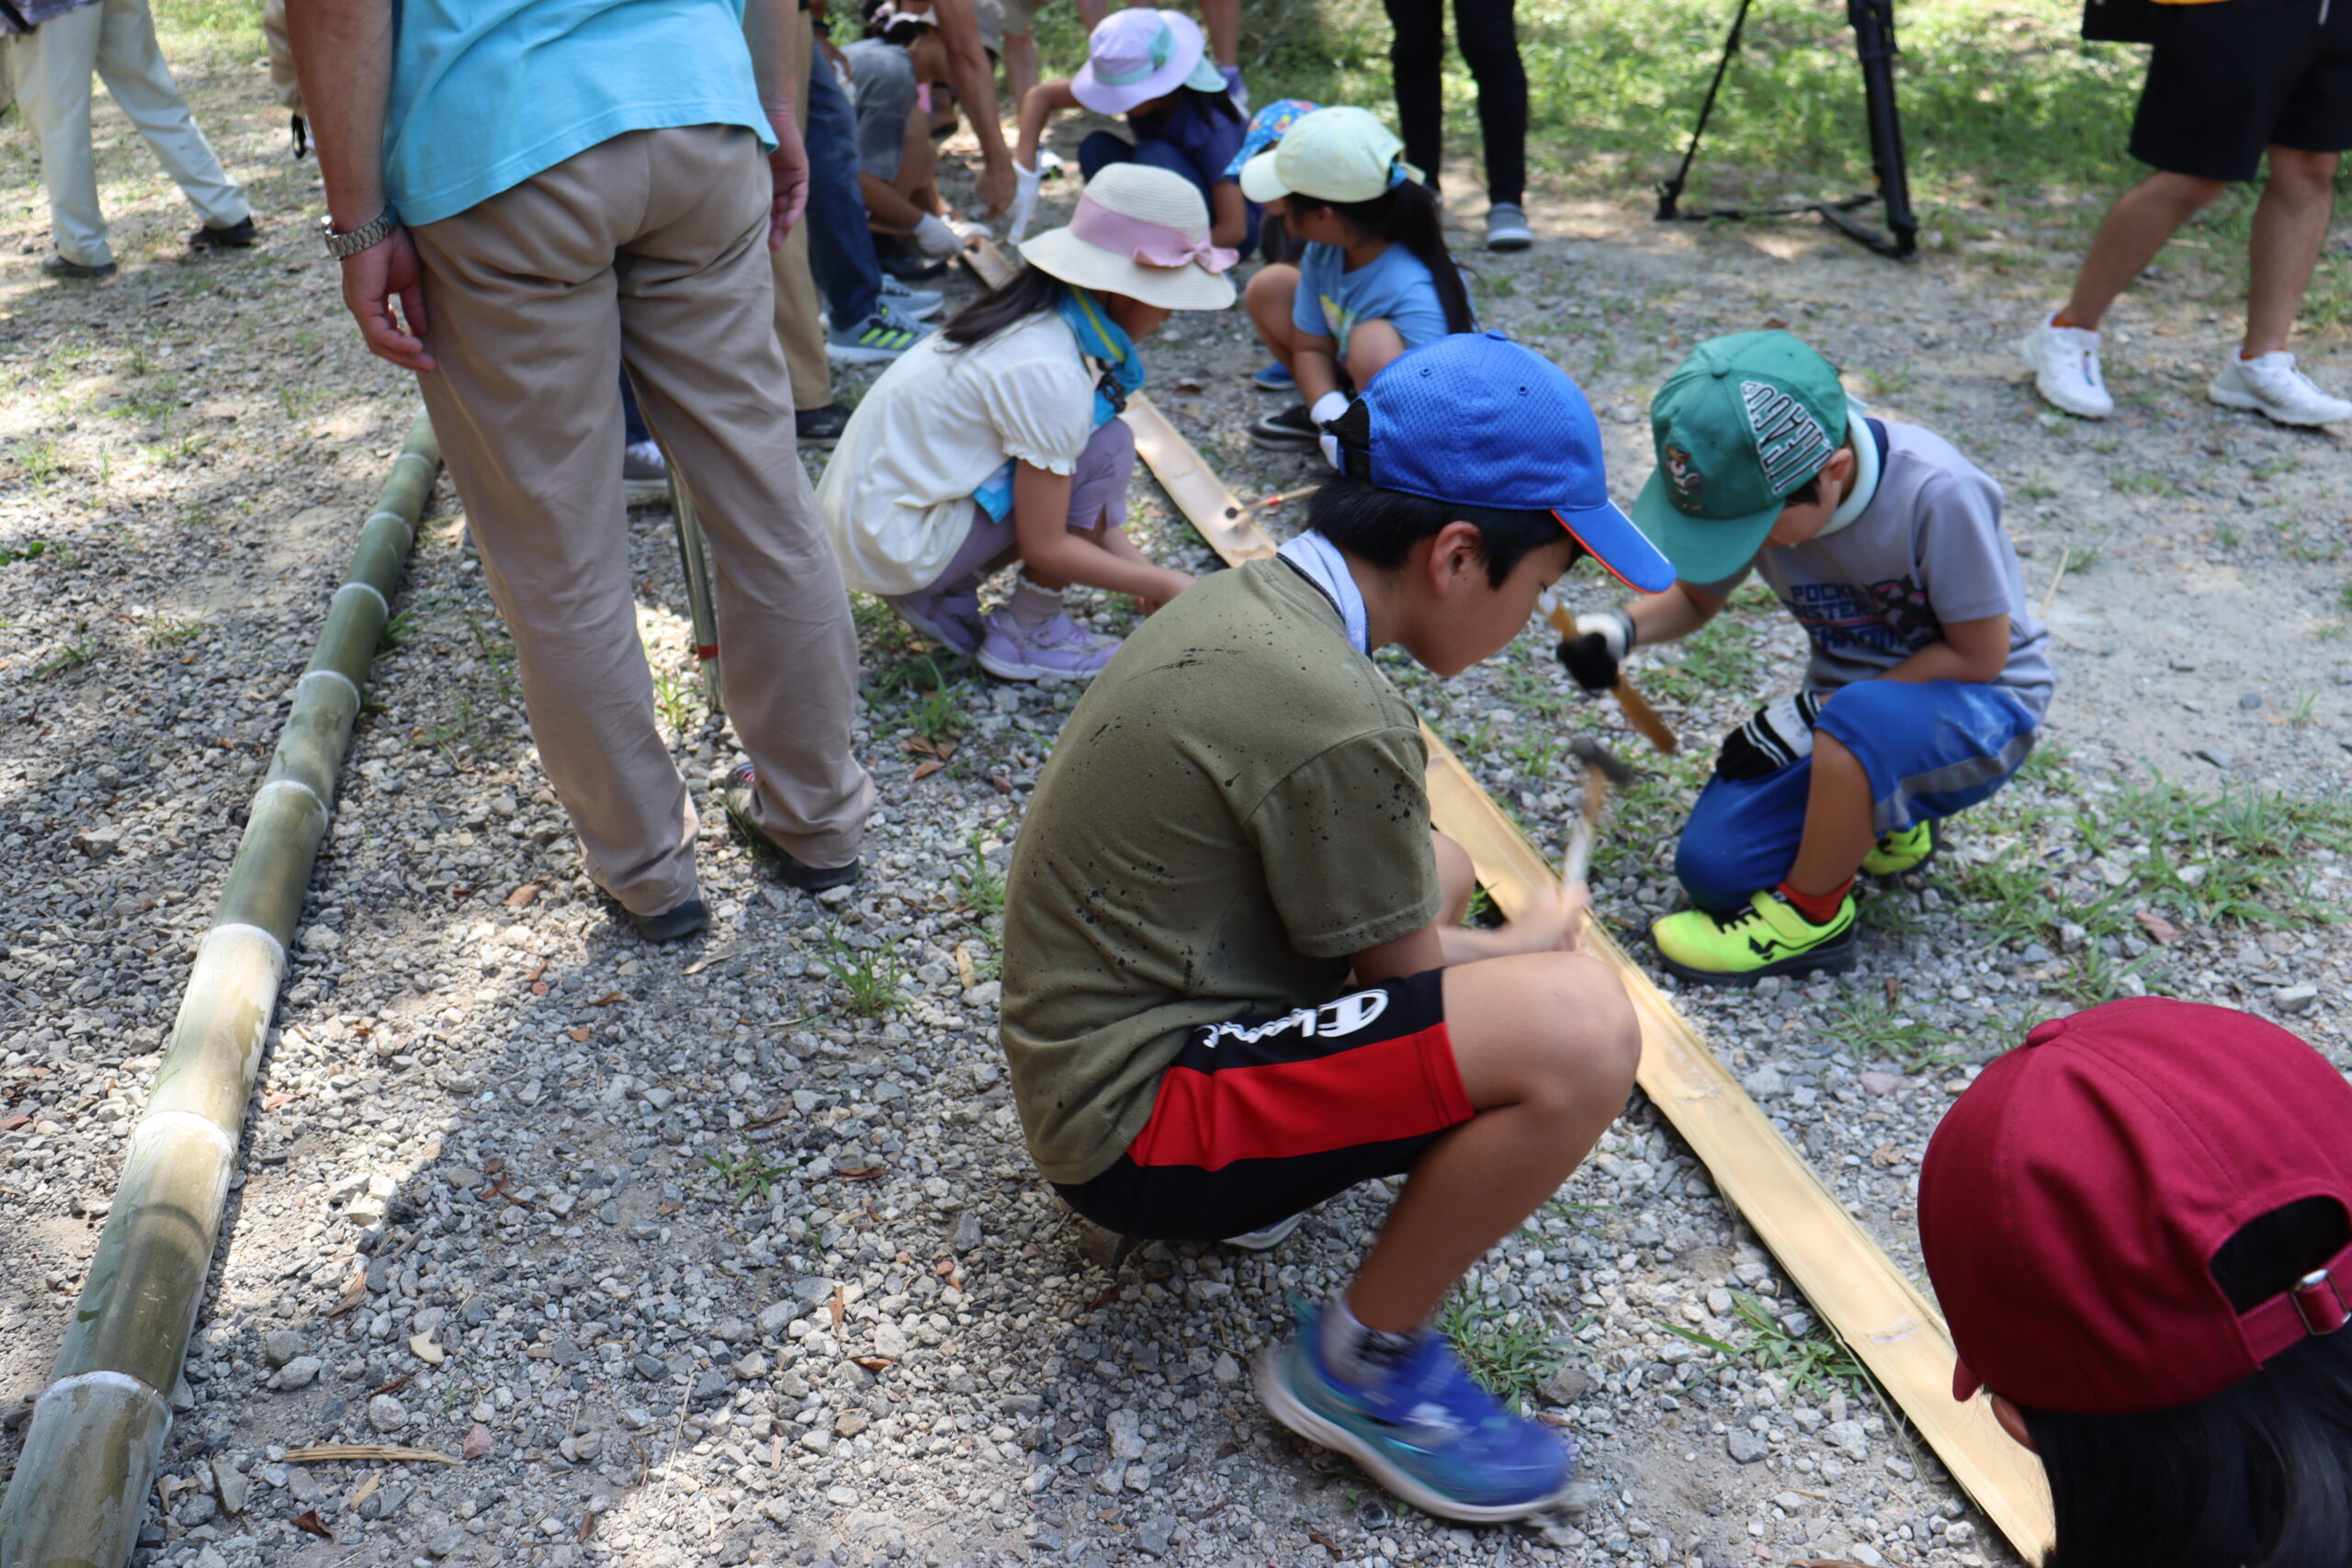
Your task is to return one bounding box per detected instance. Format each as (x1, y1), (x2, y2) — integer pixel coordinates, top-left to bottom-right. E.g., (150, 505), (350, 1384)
(1121, 400), (2058, 1561)
(663, 469), (725, 716)
(0, 414), (442, 1568)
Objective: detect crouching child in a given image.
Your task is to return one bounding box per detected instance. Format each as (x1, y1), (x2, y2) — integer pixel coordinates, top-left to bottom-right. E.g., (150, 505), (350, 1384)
(1557, 331), (2054, 986)
(999, 333), (1677, 1520)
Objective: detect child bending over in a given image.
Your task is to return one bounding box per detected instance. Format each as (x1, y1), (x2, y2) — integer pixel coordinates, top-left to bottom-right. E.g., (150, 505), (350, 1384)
(1237, 106), (1476, 459)
(818, 164), (1235, 681)
(1559, 331), (2053, 987)
(1000, 333), (1679, 1520)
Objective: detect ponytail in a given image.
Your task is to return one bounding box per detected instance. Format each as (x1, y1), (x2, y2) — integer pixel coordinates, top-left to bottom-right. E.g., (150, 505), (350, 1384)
(1291, 182), (1476, 335)
(942, 265), (1065, 350)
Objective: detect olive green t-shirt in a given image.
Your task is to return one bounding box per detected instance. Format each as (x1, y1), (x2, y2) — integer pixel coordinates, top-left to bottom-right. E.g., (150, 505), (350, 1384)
(1001, 558), (1442, 1185)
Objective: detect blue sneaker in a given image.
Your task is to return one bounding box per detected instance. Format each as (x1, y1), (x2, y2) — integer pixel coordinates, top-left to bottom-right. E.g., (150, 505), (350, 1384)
(1253, 1303), (1579, 1522)
(1251, 362), (1295, 391)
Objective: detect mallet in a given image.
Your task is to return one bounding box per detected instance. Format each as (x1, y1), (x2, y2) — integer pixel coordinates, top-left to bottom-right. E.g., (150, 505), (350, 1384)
(1561, 735), (1638, 890)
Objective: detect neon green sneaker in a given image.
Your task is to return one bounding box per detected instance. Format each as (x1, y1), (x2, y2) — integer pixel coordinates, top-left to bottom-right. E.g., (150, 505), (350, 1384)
(1860, 819), (1935, 877)
(1652, 889), (1859, 987)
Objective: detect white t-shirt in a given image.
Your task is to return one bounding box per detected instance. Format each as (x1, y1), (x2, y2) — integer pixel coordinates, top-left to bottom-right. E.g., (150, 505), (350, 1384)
(818, 312), (1097, 597)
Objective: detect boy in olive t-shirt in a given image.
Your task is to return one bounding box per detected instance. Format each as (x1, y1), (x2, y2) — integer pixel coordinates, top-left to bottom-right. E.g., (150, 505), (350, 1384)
(1000, 333), (1676, 1523)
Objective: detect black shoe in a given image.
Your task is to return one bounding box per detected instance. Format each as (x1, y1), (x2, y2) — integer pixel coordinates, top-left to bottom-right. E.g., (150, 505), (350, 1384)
(797, 403), (852, 447)
(721, 763), (864, 891)
(1249, 402), (1321, 452)
(189, 217), (257, 251)
(875, 241), (949, 282)
(626, 894), (709, 942)
(41, 254), (117, 280)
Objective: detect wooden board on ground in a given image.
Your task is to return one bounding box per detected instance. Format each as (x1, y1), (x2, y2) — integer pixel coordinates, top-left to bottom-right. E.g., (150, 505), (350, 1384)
(1122, 399), (2058, 1562)
(961, 236), (1018, 289)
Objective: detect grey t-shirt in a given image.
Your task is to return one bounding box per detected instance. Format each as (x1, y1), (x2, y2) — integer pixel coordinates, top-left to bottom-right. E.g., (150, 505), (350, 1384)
(1711, 421), (2053, 720)
(842, 39), (917, 182)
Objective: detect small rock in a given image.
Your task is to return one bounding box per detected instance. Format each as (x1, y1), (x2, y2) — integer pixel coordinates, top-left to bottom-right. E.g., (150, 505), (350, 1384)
(1106, 1410), (1145, 1461)
(833, 1409), (868, 1438)
(1726, 1430), (1769, 1464)
(2195, 748), (2234, 771)
(1540, 1365), (1592, 1404)
(409, 1334), (445, 1365)
(272, 1356), (322, 1391)
(260, 1330), (306, 1369)
(2239, 692), (2263, 711)
(1211, 1353), (1238, 1384)
(949, 1212), (983, 1253)
(1137, 1515), (1174, 1557)
(1858, 1070), (1903, 1096)
(367, 1393), (408, 1433)
(2277, 985), (2320, 1015)
(1825, 1418), (1870, 1459)
(210, 1456), (248, 1516)
(872, 1322), (910, 1360)
(756, 1301), (797, 1337)
(732, 1352), (768, 1381)
(1741, 1065), (1788, 1100)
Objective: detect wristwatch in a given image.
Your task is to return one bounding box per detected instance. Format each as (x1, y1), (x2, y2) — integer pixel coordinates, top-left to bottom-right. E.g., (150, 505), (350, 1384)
(320, 207), (399, 259)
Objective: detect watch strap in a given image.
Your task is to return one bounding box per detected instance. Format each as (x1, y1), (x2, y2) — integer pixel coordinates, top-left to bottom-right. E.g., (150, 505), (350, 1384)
(321, 208), (399, 259)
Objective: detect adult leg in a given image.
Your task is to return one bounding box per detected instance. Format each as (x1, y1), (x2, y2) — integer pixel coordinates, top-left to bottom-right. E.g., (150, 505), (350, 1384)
(1452, 0), (1526, 206)
(13, 4), (112, 266)
(1381, 0), (1447, 189)
(1346, 951), (1639, 1330)
(2058, 171), (2225, 330)
(1005, 29), (1042, 115)
(618, 126), (875, 869)
(804, 37), (888, 327)
(91, 0), (248, 229)
(2243, 147), (2340, 356)
(773, 9), (836, 414)
(407, 135), (696, 918)
(1244, 264), (1304, 368)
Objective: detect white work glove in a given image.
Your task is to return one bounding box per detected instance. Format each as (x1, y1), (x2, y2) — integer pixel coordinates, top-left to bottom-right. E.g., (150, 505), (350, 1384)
(944, 213), (991, 243)
(1007, 161), (1044, 245)
(911, 212), (961, 258)
(1311, 389), (1351, 471)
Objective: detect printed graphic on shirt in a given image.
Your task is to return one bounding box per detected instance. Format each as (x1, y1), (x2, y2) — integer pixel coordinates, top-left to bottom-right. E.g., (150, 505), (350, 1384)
(1195, 987), (1390, 1049)
(1784, 576), (1944, 657)
(1743, 379), (1834, 493)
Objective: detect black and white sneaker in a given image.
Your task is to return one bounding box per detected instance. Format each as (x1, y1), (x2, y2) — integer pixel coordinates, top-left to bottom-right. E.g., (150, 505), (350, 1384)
(1249, 402), (1322, 452)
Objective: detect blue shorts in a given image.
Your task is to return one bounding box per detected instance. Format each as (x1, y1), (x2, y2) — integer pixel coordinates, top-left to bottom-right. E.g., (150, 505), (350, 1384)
(1674, 680), (2039, 913)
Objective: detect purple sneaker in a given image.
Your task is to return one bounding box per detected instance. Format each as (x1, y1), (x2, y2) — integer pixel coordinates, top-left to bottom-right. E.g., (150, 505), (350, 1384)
(885, 585), (983, 656)
(976, 608), (1119, 682)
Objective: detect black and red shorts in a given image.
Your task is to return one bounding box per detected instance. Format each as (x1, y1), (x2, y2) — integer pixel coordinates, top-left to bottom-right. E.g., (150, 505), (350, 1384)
(1056, 969), (1473, 1241)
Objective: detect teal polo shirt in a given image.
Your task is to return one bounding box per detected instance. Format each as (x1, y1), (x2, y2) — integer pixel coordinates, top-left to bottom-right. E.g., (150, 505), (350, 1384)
(384, 0), (776, 227)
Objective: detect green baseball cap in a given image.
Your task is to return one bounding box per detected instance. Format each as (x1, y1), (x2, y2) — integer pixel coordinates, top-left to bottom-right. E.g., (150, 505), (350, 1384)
(1628, 331), (1850, 584)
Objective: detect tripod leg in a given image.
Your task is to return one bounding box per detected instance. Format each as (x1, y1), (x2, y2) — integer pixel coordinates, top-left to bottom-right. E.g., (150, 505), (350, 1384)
(1848, 0), (1917, 259)
(1657, 0), (1757, 221)
(665, 468), (727, 719)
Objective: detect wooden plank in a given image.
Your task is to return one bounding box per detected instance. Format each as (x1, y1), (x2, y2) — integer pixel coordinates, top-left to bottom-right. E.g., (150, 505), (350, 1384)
(1121, 399), (2058, 1561)
(961, 235), (1019, 289)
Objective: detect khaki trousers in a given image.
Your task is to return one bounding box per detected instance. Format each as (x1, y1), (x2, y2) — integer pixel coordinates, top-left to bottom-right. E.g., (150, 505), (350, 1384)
(9, 0), (248, 266)
(410, 125), (873, 916)
(772, 10), (832, 412)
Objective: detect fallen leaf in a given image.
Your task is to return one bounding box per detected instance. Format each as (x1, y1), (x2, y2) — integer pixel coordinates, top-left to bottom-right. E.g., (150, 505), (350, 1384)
(370, 1373), (411, 1397)
(1307, 1531), (1340, 1552)
(327, 1263), (368, 1319)
(1761, 315), (1791, 330)
(989, 775), (1014, 795)
(409, 1333), (446, 1366)
(901, 737), (939, 758)
(1214, 1441), (1242, 1461)
(587, 991), (625, 1007)
(462, 1423), (492, 1461)
(2135, 908), (2182, 944)
(1084, 1284), (1122, 1310)
(1883, 976), (1902, 1005)
(1170, 377), (1204, 395)
(910, 759), (945, 782)
(1871, 1143), (1904, 1169)
(657, 1199), (683, 1217)
(576, 1513), (597, 1544)
(746, 1107), (790, 1130)
(291, 1510), (335, 1540)
(835, 1166), (886, 1181)
(526, 963), (547, 984)
(346, 1471), (380, 1509)
(503, 880), (545, 908)
(568, 1027), (593, 1043)
(935, 1258), (956, 1275)
(531, 982), (550, 996)
(829, 1284), (845, 1332)
(851, 1356), (897, 1372)
(261, 1091), (300, 1111)
(953, 946), (976, 989)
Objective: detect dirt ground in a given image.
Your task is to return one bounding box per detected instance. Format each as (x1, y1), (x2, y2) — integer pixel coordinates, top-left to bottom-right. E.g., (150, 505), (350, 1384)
(2, 39), (2348, 1568)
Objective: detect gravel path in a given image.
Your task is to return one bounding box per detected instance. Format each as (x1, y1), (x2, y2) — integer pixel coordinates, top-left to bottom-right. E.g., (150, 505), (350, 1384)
(3, 55), (2347, 1568)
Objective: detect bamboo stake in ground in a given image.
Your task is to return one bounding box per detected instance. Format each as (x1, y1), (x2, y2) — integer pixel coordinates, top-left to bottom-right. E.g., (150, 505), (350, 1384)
(0, 415), (442, 1568)
(1121, 403), (2057, 1561)
(664, 468), (725, 716)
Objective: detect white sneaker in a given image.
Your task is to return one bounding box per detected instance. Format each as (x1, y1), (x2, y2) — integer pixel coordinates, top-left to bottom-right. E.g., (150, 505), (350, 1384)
(1223, 1211), (1306, 1251)
(2018, 312), (2113, 420)
(2208, 349), (2352, 426)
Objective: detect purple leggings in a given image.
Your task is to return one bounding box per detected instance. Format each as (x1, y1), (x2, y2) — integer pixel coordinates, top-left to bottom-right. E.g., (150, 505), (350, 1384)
(922, 416), (1138, 593)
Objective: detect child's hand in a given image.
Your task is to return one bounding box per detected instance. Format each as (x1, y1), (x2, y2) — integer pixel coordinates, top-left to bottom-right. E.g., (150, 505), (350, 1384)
(1714, 691), (1826, 780)
(1555, 608), (1634, 693)
(1501, 883), (1589, 954)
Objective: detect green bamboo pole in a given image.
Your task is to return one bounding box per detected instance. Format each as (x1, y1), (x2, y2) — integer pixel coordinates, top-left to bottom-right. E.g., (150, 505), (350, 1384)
(0, 414), (441, 1568)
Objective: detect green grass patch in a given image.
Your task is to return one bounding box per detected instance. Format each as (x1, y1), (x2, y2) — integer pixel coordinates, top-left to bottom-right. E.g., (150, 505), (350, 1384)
(1433, 1289), (1566, 1410)
(817, 931), (906, 1017)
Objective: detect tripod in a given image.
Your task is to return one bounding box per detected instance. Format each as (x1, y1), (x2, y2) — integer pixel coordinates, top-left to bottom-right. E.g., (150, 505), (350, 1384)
(1655, 0), (1918, 262)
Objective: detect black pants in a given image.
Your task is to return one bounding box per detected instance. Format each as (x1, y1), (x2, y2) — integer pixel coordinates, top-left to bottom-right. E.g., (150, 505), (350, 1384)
(1382, 0), (1527, 206)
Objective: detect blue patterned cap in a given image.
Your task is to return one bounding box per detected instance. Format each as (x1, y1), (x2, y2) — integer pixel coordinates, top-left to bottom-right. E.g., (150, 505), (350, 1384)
(1222, 98), (1318, 184)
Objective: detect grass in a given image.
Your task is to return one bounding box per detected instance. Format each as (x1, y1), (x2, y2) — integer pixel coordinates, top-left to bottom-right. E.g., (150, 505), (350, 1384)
(1822, 992), (1963, 1072)
(0, 539), (77, 568)
(955, 829), (1006, 919)
(34, 632), (103, 682)
(148, 615), (208, 650)
(817, 931), (906, 1017)
(1661, 1293), (1874, 1403)
(702, 1145), (793, 1209)
(651, 669), (701, 737)
(10, 442), (65, 490)
(1643, 614), (1765, 705)
(1433, 1289), (1566, 1411)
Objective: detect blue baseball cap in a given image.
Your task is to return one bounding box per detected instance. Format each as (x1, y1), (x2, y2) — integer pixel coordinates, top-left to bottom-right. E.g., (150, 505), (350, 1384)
(1339, 333), (1675, 592)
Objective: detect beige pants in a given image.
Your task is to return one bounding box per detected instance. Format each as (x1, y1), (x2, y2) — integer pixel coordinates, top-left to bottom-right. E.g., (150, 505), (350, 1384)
(410, 125), (873, 916)
(8, 0), (247, 266)
(772, 10), (832, 413)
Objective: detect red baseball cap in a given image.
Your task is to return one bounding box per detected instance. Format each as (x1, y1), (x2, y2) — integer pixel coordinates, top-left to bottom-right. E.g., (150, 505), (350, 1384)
(1919, 998), (2352, 1416)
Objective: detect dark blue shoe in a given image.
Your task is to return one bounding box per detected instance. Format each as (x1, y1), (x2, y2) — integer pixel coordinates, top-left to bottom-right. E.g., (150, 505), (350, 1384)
(1251, 362), (1295, 391)
(1254, 1302), (1580, 1522)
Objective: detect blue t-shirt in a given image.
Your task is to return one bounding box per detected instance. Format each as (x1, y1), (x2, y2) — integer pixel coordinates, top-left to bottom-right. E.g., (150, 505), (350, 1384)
(384, 0), (774, 227)
(1128, 94), (1247, 195)
(1290, 241), (1462, 355)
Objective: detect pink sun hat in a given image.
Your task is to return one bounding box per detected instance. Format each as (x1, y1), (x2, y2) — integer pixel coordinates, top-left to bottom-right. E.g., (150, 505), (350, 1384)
(1071, 7), (1227, 117)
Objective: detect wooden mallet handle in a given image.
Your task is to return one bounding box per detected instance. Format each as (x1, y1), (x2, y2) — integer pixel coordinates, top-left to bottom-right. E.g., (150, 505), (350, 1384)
(1544, 601), (1680, 755)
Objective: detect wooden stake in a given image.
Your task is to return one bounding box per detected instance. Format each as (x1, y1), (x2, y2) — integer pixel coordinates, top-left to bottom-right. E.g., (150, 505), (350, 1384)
(1123, 399), (2058, 1562)
(0, 415), (444, 1568)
